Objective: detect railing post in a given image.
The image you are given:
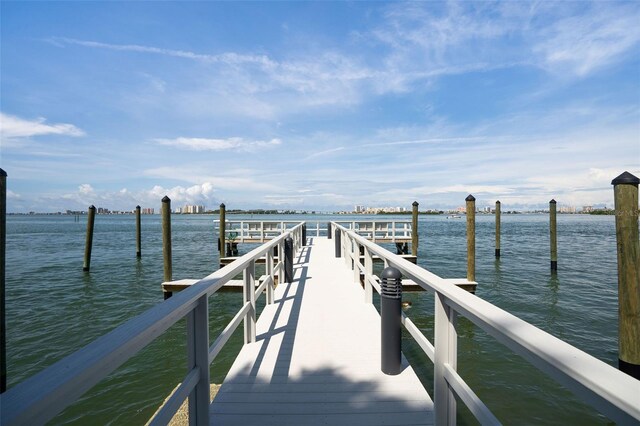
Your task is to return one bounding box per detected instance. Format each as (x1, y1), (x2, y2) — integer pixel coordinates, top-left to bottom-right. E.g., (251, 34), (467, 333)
(612, 172), (640, 379)
(412, 201), (419, 257)
(135, 205), (142, 258)
(364, 246), (373, 304)
(187, 295), (210, 426)
(162, 196), (172, 283)
(266, 247), (274, 305)
(334, 228), (341, 257)
(550, 199), (558, 271)
(243, 260), (256, 343)
(434, 293), (458, 426)
(466, 195), (476, 282)
(82, 205), (96, 272)
(353, 240), (360, 283)
(381, 267), (402, 375)
(495, 200), (501, 258)
(284, 237), (294, 284)
(327, 222), (332, 239)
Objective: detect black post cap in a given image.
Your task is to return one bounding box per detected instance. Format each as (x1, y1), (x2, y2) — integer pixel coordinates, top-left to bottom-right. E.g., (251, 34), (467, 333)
(550, 199), (556, 204)
(412, 201), (419, 207)
(612, 171), (639, 186)
(88, 205), (96, 210)
(465, 194), (475, 202)
(220, 203), (225, 208)
(381, 266), (402, 299)
(0, 168), (6, 177)
(162, 196), (171, 203)
(136, 205), (141, 209)
(496, 200), (501, 204)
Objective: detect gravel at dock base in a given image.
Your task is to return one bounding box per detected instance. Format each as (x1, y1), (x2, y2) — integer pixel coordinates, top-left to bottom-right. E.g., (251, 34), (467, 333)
(146, 383), (221, 425)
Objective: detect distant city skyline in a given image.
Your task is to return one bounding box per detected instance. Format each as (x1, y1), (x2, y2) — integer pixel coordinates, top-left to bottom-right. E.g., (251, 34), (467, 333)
(1, 2), (639, 213)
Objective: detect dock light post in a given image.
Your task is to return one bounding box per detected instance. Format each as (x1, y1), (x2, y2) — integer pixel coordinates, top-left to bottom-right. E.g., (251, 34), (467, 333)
(1, 168), (6, 393)
(612, 171), (640, 379)
(135, 205), (141, 258)
(466, 195), (476, 282)
(550, 199), (558, 271)
(82, 205), (96, 272)
(381, 266), (402, 375)
(334, 229), (341, 258)
(219, 203), (226, 262)
(302, 224), (307, 246)
(495, 200), (501, 258)
(161, 196), (172, 285)
(284, 236), (294, 284)
(327, 222), (332, 239)
(411, 201), (419, 257)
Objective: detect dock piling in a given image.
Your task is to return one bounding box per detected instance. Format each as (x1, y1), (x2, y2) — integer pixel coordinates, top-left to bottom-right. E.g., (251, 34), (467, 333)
(1, 169), (6, 393)
(334, 228), (341, 258)
(162, 196), (172, 284)
(466, 195), (476, 282)
(302, 224), (307, 246)
(135, 205), (141, 258)
(82, 205), (96, 272)
(327, 222), (332, 239)
(411, 201), (419, 257)
(612, 171), (640, 379)
(495, 200), (501, 258)
(550, 199), (558, 271)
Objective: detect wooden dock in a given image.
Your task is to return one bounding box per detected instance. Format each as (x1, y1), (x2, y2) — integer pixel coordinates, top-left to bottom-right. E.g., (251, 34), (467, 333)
(210, 237), (434, 425)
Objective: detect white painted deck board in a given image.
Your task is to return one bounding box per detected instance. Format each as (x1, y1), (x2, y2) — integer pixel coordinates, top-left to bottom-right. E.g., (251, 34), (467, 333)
(210, 237), (433, 425)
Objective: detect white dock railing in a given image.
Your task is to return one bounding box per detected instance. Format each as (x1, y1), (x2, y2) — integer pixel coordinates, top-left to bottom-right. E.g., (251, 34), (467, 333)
(332, 222), (640, 425)
(215, 219), (412, 242)
(0, 223), (305, 426)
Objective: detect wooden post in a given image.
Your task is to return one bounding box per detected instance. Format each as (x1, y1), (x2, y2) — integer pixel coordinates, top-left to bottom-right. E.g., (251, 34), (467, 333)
(135, 205), (141, 258)
(82, 205), (96, 272)
(411, 201), (419, 257)
(466, 195), (476, 282)
(219, 203), (226, 262)
(161, 196), (172, 283)
(495, 200), (501, 258)
(0, 169), (6, 393)
(612, 171), (640, 379)
(549, 199), (558, 271)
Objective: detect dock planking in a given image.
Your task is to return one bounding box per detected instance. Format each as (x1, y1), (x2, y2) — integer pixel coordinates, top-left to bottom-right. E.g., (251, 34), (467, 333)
(210, 237), (434, 425)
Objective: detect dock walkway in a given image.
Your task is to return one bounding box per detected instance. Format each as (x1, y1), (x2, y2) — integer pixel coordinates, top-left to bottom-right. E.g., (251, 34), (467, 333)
(210, 237), (434, 425)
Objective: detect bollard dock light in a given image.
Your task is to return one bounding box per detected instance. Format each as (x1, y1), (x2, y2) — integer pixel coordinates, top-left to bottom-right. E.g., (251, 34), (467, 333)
(381, 266), (402, 375)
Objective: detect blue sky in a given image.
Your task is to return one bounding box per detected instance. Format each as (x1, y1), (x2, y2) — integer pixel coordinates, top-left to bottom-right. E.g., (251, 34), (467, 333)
(1, 1), (639, 213)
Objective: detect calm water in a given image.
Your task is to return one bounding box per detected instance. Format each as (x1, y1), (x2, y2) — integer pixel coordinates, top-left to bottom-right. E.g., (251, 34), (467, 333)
(5, 213), (620, 424)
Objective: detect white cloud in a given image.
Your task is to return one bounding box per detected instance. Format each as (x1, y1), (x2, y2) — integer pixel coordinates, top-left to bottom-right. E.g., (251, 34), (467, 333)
(154, 137), (281, 152)
(532, 4), (640, 76)
(78, 183), (94, 195)
(0, 113), (85, 139)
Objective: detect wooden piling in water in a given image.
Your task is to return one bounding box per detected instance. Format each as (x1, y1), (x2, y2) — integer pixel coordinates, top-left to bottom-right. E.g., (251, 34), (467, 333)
(135, 205), (141, 258)
(219, 203), (226, 262)
(1, 168), (6, 393)
(411, 201), (419, 257)
(612, 171), (640, 379)
(495, 200), (501, 258)
(466, 195), (476, 282)
(82, 205), (96, 272)
(549, 199), (558, 271)
(161, 196), (172, 283)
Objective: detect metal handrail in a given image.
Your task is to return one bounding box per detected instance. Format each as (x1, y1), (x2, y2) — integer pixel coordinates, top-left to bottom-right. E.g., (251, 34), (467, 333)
(332, 222), (640, 425)
(1, 222), (305, 426)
